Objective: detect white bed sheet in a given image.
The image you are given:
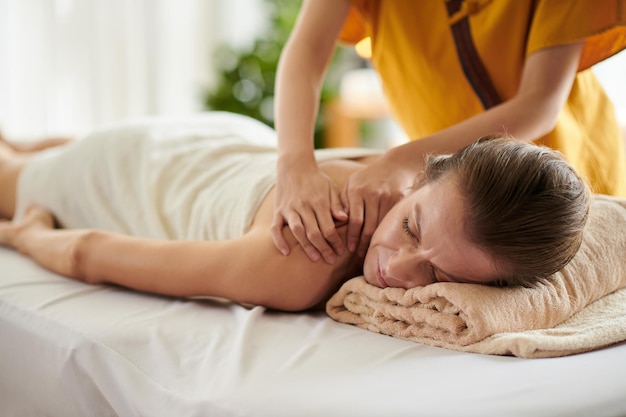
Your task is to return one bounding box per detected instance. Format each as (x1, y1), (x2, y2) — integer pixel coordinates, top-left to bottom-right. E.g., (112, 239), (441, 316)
(1, 247), (625, 417)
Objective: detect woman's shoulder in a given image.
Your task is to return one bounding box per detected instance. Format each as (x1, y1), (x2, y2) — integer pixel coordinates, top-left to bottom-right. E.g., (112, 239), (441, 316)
(315, 147), (383, 163)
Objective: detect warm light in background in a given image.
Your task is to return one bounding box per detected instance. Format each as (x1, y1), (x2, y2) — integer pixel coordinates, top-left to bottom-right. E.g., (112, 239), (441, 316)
(355, 37), (372, 59)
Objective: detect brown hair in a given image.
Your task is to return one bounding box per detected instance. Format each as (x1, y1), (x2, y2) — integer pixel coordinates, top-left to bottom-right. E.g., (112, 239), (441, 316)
(422, 136), (591, 287)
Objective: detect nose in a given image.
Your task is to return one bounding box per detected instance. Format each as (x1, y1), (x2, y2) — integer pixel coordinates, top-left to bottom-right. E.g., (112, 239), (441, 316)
(386, 246), (431, 288)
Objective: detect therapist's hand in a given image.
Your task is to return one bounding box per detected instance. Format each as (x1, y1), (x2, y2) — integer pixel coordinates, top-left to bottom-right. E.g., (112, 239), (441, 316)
(342, 158), (415, 257)
(271, 163), (347, 264)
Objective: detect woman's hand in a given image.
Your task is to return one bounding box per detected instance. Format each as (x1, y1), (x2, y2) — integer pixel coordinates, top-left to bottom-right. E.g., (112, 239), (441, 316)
(271, 164), (347, 264)
(342, 157), (416, 257)
(0, 206), (56, 251)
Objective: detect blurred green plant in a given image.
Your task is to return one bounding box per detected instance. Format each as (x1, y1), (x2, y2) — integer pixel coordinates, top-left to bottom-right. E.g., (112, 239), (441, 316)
(205, 0), (358, 147)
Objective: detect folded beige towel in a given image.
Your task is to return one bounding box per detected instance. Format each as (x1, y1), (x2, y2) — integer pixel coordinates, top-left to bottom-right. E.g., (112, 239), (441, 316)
(326, 195), (626, 358)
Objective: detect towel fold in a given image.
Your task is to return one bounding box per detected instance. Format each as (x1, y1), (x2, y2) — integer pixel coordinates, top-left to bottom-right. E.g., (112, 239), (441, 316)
(326, 195), (626, 358)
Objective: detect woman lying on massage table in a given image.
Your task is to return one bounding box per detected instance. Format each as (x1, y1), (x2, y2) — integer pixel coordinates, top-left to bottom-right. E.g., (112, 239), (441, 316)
(0, 112), (590, 311)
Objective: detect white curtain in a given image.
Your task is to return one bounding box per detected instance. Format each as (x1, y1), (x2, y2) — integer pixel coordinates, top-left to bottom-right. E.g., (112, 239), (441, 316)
(0, 0), (265, 140)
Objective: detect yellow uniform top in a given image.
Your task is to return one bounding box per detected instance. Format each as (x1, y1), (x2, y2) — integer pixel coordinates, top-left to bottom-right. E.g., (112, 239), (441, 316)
(341, 0), (626, 196)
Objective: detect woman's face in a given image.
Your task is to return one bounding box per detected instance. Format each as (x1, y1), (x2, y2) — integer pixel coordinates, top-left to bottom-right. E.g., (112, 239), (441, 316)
(363, 176), (502, 289)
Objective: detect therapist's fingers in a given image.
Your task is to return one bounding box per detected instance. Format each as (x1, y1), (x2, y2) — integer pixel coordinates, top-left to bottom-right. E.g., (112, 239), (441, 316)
(270, 214), (292, 256)
(284, 209), (325, 262)
(329, 185), (349, 224)
(301, 206), (342, 264)
(356, 199), (379, 258)
(272, 200), (342, 264)
(272, 210), (324, 262)
(327, 187), (347, 253)
(343, 190), (365, 254)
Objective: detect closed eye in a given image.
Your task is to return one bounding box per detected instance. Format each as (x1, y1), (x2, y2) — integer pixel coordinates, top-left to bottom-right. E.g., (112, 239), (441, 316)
(402, 216), (418, 241)
(403, 217), (439, 283)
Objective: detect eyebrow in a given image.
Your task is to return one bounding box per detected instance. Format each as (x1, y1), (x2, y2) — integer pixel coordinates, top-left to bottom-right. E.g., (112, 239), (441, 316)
(411, 205), (484, 285)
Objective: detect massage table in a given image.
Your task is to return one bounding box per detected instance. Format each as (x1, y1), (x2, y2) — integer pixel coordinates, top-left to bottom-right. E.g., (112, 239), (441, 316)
(2, 246), (626, 417)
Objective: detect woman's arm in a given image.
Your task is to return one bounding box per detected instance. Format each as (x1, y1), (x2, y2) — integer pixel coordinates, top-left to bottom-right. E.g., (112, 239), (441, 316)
(343, 41), (585, 257)
(272, 0), (352, 264)
(0, 207), (342, 311)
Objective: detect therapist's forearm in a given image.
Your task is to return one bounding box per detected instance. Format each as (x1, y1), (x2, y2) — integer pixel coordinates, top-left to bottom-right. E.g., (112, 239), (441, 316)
(274, 51), (323, 168)
(273, 0), (349, 165)
(384, 90), (564, 172)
